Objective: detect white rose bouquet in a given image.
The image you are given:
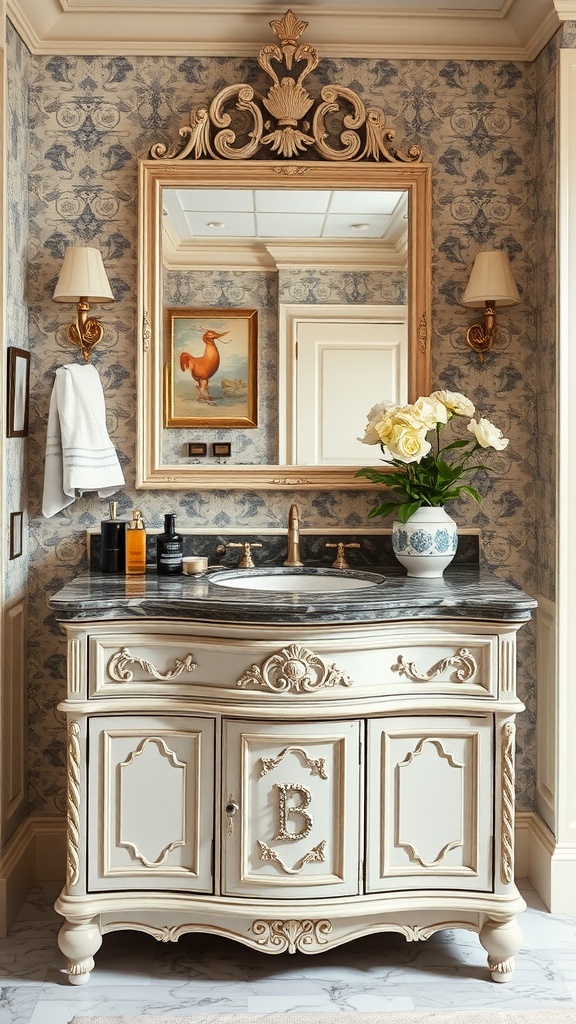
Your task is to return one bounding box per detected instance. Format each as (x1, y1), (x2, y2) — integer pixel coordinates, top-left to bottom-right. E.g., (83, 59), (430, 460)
(357, 390), (509, 523)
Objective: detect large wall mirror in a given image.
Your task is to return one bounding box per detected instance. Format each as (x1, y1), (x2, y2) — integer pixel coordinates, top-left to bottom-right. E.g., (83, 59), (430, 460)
(136, 8), (431, 491)
(137, 158), (431, 490)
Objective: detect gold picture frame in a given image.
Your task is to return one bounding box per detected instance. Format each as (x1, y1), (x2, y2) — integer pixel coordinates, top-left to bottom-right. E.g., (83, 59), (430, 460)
(165, 307), (258, 429)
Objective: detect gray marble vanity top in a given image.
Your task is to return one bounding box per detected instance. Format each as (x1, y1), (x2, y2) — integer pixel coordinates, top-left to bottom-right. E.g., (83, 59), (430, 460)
(48, 565), (537, 626)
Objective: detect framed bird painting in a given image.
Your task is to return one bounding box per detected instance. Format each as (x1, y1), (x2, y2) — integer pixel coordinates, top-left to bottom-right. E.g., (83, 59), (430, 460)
(164, 307), (258, 429)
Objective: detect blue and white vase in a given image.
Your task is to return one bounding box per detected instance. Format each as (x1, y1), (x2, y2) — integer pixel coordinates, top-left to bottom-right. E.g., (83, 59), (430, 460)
(392, 505), (458, 578)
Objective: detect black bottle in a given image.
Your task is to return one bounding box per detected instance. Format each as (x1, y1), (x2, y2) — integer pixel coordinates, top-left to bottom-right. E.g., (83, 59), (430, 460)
(156, 513), (183, 575)
(100, 500), (126, 573)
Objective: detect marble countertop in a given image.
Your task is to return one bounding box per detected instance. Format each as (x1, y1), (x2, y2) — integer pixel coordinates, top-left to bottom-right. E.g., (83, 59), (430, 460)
(48, 565), (537, 626)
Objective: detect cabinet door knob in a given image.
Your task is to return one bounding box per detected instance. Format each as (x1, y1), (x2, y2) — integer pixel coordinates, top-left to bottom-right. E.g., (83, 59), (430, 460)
(225, 796), (239, 835)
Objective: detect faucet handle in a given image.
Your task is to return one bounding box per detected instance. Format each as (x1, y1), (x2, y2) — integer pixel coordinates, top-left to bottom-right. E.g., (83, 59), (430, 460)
(227, 541), (262, 568)
(325, 541), (360, 569)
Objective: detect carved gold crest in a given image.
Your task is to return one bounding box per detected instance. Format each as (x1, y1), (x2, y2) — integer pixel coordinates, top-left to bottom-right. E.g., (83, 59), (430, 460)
(151, 10), (422, 164)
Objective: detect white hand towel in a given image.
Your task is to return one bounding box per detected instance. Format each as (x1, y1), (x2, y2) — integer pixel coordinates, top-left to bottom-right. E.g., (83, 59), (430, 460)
(42, 363), (125, 518)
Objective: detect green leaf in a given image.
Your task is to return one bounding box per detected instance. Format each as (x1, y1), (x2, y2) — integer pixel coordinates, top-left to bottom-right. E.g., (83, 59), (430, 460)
(396, 500), (424, 523)
(441, 439), (473, 451)
(436, 460), (459, 481)
(367, 501), (402, 519)
(355, 467), (387, 482)
(355, 467), (403, 487)
(458, 485), (483, 504)
(438, 489), (466, 502)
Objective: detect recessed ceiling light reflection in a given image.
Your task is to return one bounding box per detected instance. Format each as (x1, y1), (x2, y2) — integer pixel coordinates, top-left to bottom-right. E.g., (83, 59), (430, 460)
(351, 223), (370, 230)
(207, 221), (225, 229)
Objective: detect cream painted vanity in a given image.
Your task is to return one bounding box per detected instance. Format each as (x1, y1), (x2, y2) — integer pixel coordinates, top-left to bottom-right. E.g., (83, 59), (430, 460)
(50, 565), (536, 985)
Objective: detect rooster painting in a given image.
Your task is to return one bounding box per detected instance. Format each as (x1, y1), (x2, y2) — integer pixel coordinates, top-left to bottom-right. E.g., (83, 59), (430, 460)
(179, 328), (230, 404)
(167, 307), (257, 429)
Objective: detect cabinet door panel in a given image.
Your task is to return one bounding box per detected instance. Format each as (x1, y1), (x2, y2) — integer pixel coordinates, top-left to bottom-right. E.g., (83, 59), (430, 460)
(88, 715), (215, 892)
(366, 715), (493, 892)
(222, 719), (361, 898)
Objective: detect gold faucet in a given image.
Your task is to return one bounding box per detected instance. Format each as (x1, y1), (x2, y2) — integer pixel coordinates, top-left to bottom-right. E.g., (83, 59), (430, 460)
(325, 541), (360, 569)
(284, 503), (303, 566)
(227, 541), (262, 568)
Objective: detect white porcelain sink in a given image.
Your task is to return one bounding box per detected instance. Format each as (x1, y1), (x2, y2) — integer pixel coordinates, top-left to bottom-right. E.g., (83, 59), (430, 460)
(207, 568), (385, 593)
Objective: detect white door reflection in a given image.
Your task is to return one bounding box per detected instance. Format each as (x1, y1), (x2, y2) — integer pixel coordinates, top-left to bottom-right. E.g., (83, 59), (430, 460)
(279, 304), (407, 466)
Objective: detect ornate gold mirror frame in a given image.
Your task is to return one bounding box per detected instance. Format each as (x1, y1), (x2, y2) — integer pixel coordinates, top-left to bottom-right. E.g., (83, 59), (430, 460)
(137, 9), (431, 491)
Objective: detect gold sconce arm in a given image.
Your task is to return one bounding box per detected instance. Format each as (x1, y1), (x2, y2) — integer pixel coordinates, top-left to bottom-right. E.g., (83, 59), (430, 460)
(465, 300), (497, 363)
(66, 298), (106, 363)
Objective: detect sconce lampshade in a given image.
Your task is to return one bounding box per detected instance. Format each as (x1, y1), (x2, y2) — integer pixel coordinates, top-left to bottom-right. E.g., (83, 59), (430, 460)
(462, 249), (520, 308)
(53, 246), (114, 303)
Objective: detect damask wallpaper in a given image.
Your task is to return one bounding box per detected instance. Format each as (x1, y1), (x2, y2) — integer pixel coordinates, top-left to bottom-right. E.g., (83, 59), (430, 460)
(5, 21), (29, 604)
(7, 24), (559, 816)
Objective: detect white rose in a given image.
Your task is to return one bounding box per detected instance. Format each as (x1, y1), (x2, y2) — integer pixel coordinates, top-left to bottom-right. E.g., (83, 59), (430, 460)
(431, 390), (476, 418)
(376, 409), (411, 447)
(385, 424), (432, 464)
(467, 417), (509, 450)
(411, 395), (449, 429)
(389, 403), (427, 430)
(358, 400), (397, 444)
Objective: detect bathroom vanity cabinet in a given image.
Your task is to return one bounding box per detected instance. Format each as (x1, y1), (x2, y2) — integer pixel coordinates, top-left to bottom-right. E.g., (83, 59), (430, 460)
(49, 567), (536, 985)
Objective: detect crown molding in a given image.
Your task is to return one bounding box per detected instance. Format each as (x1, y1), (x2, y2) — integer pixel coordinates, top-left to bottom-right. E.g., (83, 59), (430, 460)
(163, 239), (406, 272)
(554, 1), (576, 19)
(6, 0), (560, 60)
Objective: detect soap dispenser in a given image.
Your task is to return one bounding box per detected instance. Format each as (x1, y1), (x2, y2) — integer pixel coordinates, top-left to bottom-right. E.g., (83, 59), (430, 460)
(157, 513), (183, 575)
(100, 500), (126, 573)
(125, 510), (147, 575)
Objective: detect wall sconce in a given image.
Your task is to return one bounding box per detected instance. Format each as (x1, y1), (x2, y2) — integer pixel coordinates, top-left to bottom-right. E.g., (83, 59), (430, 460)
(461, 249), (519, 362)
(52, 246), (114, 362)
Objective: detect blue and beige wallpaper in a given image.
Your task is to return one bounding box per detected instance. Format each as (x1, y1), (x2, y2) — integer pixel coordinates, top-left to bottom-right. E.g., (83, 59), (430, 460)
(5, 22), (29, 606)
(5, 20), (560, 816)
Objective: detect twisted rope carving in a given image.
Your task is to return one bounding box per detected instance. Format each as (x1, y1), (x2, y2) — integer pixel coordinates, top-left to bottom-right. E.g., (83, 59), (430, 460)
(501, 722), (515, 884)
(66, 722), (81, 887)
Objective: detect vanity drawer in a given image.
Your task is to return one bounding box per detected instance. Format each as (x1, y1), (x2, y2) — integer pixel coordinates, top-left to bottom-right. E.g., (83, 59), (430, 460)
(90, 634), (209, 697)
(370, 635), (498, 699)
(89, 629), (500, 701)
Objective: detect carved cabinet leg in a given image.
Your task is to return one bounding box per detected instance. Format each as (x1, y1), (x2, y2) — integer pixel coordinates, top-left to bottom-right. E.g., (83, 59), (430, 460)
(479, 915), (523, 983)
(58, 918), (102, 985)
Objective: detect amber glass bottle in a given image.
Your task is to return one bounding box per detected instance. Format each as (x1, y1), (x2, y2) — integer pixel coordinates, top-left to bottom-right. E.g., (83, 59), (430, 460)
(125, 510), (146, 575)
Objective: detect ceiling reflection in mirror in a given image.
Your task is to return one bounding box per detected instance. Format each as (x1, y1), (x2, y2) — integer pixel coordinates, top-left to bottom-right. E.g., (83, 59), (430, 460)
(162, 188), (408, 253)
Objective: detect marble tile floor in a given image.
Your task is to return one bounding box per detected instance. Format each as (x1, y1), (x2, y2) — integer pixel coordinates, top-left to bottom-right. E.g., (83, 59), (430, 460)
(1, 882), (576, 1024)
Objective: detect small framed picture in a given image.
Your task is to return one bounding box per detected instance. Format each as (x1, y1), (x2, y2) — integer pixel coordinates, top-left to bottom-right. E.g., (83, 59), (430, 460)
(188, 442), (207, 458)
(9, 511), (23, 559)
(164, 307), (258, 429)
(211, 442), (232, 458)
(7, 347), (31, 438)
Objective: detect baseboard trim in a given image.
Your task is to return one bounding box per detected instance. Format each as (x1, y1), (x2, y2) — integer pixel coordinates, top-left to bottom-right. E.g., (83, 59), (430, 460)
(2, 811), (576, 933)
(0, 815), (66, 935)
(0, 817), (38, 936)
(515, 809), (576, 912)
